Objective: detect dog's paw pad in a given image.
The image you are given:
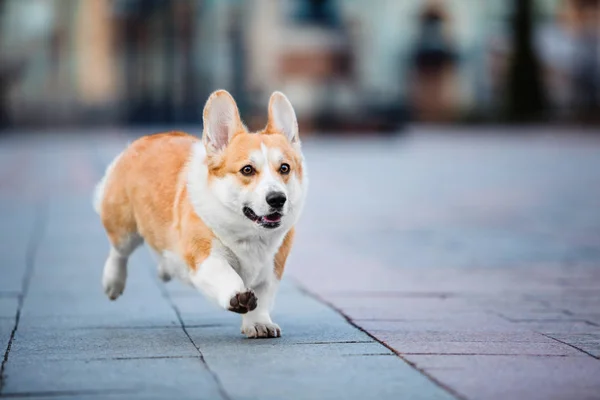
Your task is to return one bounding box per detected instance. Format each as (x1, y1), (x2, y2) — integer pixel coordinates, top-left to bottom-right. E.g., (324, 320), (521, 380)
(228, 291), (257, 314)
(242, 322), (281, 338)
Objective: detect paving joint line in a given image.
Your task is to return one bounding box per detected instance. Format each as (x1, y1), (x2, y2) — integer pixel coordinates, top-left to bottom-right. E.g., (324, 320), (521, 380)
(176, 323), (228, 329)
(323, 291), (457, 299)
(540, 333), (600, 360)
(150, 266), (233, 400)
(88, 355), (200, 361)
(67, 323), (227, 331)
(0, 388), (136, 398)
(290, 340), (373, 345)
(291, 278), (468, 400)
(342, 353), (395, 357)
(399, 353), (574, 357)
(69, 324), (183, 331)
(491, 311), (599, 326)
(0, 202), (47, 393)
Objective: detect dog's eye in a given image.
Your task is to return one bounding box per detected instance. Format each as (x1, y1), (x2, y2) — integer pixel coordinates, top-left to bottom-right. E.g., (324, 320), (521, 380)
(240, 165), (255, 176)
(279, 163), (290, 175)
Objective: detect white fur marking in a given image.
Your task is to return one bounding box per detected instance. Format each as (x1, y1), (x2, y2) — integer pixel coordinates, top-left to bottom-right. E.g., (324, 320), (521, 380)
(93, 151), (123, 214)
(191, 253), (245, 309)
(241, 277), (281, 338)
(267, 147), (284, 165)
(249, 149), (265, 169)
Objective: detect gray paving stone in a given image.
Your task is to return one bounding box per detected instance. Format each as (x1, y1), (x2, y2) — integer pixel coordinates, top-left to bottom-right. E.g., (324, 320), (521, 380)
(354, 317), (518, 333)
(35, 241), (108, 266)
(2, 358), (223, 400)
(18, 315), (181, 332)
(186, 314), (373, 345)
(0, 394), (163, 400)
(195, 337), (393, 358)
(20, 291), (180, 329)
(0, 251), (27, 289)
(20, 249), (179, 329)
(0, 297), (18, 319)
(0, 203), (33, 292)
(201, 347), (452, 400)
(380, 338), (585, 356)
(492, 309), (586, 322)
(507, 321), (600, 335)
(405, 354), (600, 400)
(10, 326), (198, 361)
(577, 313), (600, 324)
(359, 330), (556, 344)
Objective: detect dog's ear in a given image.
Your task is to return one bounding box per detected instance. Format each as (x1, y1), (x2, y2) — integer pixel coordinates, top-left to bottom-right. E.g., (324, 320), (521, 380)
(202, 90), (243, 152)
(267, 91), (299, 145)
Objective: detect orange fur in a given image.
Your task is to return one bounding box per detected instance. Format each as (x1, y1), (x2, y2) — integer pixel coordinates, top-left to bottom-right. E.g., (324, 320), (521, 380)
(208, 131), (303, 186)
(274, 228), (295, 279)
(100, 132), (214, 270)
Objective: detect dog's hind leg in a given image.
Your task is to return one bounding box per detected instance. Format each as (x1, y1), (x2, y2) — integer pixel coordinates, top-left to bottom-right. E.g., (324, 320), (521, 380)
(96, 151), (143, 300)
(102, 232), (142, 300)
(146, 247), (172, 283)
(99, 188), (142, 300)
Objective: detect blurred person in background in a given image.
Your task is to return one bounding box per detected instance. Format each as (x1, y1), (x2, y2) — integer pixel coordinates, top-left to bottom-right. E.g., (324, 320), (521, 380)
(408, 0), (458, 123)
(538, 0), (600, 123)
(571, 0), (600, 121)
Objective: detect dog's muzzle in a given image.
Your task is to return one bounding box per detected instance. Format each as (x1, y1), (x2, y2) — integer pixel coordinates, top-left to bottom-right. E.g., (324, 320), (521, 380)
(243, 206), (282, 229)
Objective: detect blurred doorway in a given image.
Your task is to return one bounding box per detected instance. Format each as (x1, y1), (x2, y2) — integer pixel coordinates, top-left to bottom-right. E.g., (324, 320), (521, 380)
(114, 0), (200, 125)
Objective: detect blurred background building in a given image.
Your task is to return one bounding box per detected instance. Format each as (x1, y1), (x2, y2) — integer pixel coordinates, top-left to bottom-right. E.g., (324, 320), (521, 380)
(0, 0), (598, 131)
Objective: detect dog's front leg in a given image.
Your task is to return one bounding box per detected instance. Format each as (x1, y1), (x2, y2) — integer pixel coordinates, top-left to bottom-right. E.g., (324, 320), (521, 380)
(241, 276), (281, 338)
(191, 255), (257, 314)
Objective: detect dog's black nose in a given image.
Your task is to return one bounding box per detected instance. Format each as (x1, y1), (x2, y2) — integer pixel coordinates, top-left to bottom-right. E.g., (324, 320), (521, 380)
(266, 192), (286, 209)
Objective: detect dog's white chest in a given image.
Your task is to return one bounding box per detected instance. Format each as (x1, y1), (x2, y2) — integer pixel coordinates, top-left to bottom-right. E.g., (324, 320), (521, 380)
(228, 241), (276, 288)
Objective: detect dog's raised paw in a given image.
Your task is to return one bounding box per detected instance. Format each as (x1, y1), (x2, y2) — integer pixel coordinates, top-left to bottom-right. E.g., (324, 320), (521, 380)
(228, 290), (257, 314)
(242, 322), (281, 338)
(103, 276), (125, 300)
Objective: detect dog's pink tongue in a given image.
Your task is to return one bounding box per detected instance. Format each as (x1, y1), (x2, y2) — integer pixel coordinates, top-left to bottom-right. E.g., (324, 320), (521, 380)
(262, 214), (281, 223)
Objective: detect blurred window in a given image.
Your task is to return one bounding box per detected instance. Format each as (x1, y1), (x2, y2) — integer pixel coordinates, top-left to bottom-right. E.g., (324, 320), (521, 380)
(285, 0), (341, 28)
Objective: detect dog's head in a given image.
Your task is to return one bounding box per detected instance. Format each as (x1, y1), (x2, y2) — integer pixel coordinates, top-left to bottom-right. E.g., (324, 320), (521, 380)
(196, 90), (307, 234)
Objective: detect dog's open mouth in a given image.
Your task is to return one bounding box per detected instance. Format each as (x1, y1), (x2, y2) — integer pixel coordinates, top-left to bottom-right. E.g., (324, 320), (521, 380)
(243, 207), (282, 229)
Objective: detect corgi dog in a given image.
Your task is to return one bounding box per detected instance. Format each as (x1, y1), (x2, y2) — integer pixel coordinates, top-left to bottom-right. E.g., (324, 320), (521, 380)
(93, 90), (307, 338)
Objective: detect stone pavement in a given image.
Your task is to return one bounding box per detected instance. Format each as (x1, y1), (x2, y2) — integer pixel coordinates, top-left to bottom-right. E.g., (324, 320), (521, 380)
(1, 127), (600, 399)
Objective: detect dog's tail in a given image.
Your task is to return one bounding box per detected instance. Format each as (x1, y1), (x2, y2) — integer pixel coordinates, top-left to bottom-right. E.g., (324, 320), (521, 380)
(93, 152), (123, 215)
